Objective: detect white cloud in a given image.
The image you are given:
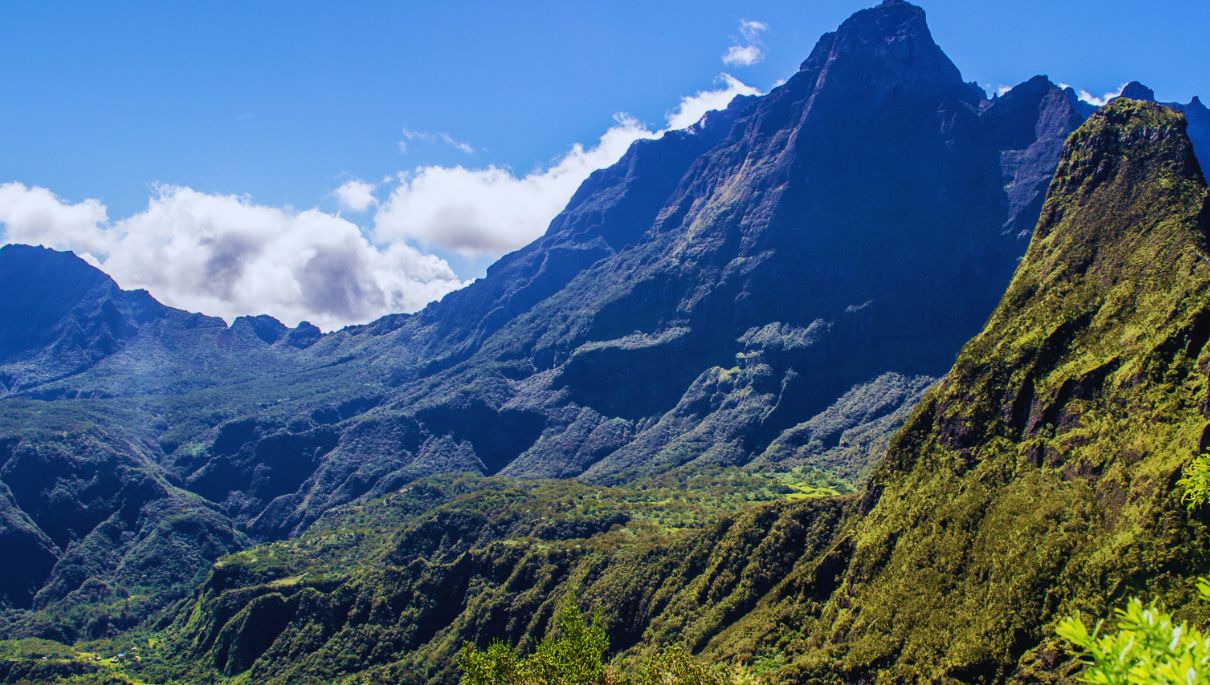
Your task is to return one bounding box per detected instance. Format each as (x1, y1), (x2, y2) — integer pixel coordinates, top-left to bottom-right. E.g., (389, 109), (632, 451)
(374, 115), (653, 255)
(0, 183), (465, 331)
(374, 75), (760, 256)
(1060, 82), (1128, 107)
(723, 18), (768, 67)
(440, 133), (475, 155)
(723, 45), (763, 67)
(333, 179), (378, 212)
(665, 74), (760, 130)
(0, 183), (112, 260)
(399, 128), (475, 155)
(740, 20), (767, 40)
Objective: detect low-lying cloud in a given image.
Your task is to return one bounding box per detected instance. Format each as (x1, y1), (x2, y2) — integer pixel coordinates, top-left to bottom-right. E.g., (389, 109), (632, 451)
(0, 183), (111, 259)
(0, 183), (464, 331)
(1061, 82), (1128, 107)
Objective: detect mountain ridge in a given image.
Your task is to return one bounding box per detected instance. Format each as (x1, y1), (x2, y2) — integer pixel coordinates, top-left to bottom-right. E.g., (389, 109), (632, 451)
(0, 1), (1205, 658)
(84, 98), (1210, 685)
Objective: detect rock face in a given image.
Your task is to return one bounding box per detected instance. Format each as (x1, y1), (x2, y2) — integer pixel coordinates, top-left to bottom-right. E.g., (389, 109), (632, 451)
(750, 99), (1210, 682)
(0, 0), (1109, 634)
(304, 0), (1087, 493)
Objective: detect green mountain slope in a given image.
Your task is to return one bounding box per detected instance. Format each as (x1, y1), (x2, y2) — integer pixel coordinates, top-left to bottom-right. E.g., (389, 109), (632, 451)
(749, 98), (1210, 682)
(11, 470), (850, 684)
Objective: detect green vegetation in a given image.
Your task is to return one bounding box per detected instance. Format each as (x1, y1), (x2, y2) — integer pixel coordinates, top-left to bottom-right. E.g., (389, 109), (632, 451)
(0, 637), (148, 684)
(459, 602), (608, 685)
(0, 468), (850, 684)
(1057, 590), (1210, 685)
(633, 646), (757, 685)
(1180, 454), (1210, 511)
(693, 99), (1210, 682)
(2, 79), (1206, 685)
(1057, 453), (1210, 683)
(459, 602), (759, 685)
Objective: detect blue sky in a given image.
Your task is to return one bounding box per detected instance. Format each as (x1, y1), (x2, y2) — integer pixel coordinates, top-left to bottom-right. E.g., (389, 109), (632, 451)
(0, 0), (1207, 328)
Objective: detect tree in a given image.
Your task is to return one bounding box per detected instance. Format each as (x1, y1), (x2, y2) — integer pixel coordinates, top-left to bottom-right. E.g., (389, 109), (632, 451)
(459, 601), (760, 684)
(459, 600), (608, 685)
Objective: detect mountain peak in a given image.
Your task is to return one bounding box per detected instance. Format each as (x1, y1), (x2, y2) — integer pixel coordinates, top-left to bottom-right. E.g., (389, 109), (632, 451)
(835, 0), (928, 48)
(800, 0), (932, 70)
(1119, 80), (1156, 102)
(1070, 98), (1189, 155)
(1035, 99), (1204, 257)
(797, 0), (977, 105)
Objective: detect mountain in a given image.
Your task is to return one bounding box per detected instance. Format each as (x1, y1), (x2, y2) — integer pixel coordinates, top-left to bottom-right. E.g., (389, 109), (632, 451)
(234, 0), (1090, 538)
(0, 244), (324, 399)
(769, 97), (1210, 681)
(113, 95), (1210, 685)
(0, 244), (174, 392)
(56, 96), (1209, 684)
(0, 0), (1169, 649)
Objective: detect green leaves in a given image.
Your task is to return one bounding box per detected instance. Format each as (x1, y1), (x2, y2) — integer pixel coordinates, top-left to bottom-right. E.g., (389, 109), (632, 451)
(1057, 597), (1210, 685)
(458, 602), (764, 685)
(1178, 454), (1210, 511)
(459, 641), (527, 685)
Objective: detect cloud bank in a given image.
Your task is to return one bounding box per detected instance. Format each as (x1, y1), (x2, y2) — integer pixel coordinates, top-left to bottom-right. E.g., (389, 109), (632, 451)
(0, 183), (111, 259)
(0, 183), (464, 331)
(0, 74), (758, 330)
